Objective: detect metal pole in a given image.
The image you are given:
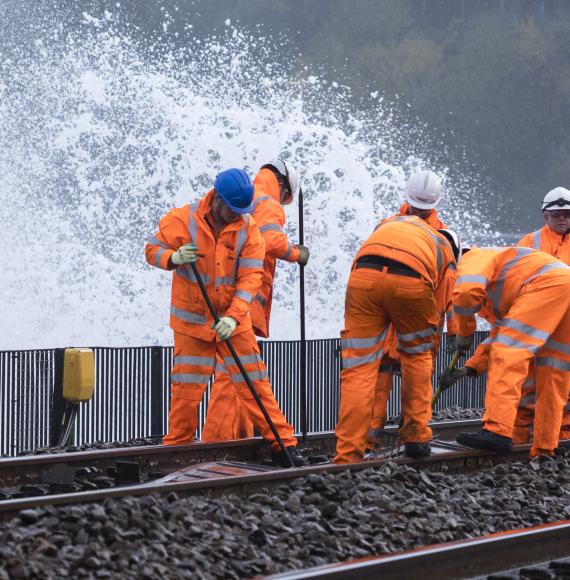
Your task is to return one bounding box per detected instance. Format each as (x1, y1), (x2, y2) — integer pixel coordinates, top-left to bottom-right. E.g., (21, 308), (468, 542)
(189, 262), (294, 467)
(298, 187), (308, 441)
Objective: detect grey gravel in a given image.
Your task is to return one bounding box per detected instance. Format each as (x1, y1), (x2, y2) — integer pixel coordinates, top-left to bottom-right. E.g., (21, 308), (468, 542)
(2, 448), (570, 579)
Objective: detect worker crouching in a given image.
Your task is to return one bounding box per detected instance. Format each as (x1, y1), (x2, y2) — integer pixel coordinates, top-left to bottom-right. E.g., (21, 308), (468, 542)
(145, 168), (306, 467)
(333, 215), (459, 464)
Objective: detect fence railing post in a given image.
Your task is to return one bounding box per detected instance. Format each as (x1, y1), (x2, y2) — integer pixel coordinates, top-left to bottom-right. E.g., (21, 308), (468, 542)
(49, 348), (66, 447)
(150, 347), (164, 437)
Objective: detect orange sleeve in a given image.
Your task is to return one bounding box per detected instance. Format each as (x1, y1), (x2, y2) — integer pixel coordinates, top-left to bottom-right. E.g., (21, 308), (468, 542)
(465, 325), (498, 375)
(254, 198), (300, 263)
(145, 207), (189, 270)
(517, 233), (533, 248)
(452, 264), (494, 337)
(225, 222), (265, 323)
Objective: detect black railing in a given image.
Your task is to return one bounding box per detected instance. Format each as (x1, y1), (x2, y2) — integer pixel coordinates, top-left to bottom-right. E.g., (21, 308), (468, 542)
(0, 333), (487, 456)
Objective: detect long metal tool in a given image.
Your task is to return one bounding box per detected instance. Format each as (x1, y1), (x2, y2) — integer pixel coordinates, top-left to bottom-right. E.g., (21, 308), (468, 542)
(298, 187), (308, 442)
(432, 350), (461, 407)
(189, 262), (294, 467)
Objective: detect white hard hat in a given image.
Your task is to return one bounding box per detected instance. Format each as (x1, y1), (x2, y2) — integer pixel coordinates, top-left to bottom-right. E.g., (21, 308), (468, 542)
(437, 228), (462, 265)
(406, 170), (443, 210)
(541, 187), (570, 211)
(262, 159), (300, 205)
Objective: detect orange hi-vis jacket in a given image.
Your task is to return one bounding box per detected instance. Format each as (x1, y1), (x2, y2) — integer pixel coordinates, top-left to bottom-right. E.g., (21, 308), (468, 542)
(518, 225), (570, 264)
(365, 215), (457, 317)
(249, 169), (301, 337)
(453, 247), (570, 338)
(398, 203), (447, 229)
(145, 190), (265, 341)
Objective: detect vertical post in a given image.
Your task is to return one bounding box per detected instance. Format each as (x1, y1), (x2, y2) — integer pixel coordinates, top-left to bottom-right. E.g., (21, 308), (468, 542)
(298, 188), (308, 441)
(50, 348), (66, 447)
(150, 347), (165, 437)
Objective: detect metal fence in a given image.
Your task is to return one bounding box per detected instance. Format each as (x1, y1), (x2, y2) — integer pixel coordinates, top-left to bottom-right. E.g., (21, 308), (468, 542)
(0, 333), (488, 456)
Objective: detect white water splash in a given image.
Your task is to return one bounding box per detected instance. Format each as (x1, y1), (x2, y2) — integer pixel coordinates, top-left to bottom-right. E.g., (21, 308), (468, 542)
(0, 10), (500, 349)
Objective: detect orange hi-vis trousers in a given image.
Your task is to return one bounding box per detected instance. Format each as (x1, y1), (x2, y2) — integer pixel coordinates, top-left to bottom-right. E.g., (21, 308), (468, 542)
(482, 270), (570, 457)
(164, 331), (296, 450)
(334, 267), (439, 464)
(368, 359), (397, 448)
(201, 354), (254, 441)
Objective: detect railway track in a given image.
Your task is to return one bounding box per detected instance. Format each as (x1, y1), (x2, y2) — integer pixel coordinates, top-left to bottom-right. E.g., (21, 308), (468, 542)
(2, 421), (567, 521)
(267, 520), (570, 579)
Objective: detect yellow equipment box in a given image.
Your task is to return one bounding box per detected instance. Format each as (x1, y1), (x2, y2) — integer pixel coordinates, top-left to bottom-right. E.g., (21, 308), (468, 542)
(63, 348), (95, 402)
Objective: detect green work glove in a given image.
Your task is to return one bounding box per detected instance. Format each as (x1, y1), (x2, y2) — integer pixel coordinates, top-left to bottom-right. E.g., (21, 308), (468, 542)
(456, 334), (474, 354)
(296, 244), (310, 267)
(213, 317), (237, 341)
(172, 243), (199, 265)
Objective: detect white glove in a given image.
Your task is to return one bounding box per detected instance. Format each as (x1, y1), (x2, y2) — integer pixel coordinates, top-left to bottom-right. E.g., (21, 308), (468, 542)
(172, 243), (199, 265)
(213, 317), (237, 340)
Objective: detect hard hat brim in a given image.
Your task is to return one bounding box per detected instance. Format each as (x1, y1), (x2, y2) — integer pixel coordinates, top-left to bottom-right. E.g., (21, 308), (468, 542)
(406, 192), (440, 210)
(225, 201), (253, 214)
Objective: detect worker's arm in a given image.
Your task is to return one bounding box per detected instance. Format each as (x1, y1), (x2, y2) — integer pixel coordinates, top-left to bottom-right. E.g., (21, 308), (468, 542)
(224, 222), (265, 324)
(145, 207), (190, 270)
(254, 198), (301, 263)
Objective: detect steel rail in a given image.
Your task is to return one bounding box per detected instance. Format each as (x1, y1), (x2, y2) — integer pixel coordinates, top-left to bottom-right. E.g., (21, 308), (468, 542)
(265, 520), (570, 580)
(2, 436), (565, 520)
(0, 419), (481, 487)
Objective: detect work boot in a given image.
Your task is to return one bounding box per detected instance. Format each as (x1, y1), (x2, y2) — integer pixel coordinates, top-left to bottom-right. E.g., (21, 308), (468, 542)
(404, 442), (431, 458)
(456, 429), (512, 454)
(271, 446), (308, 468)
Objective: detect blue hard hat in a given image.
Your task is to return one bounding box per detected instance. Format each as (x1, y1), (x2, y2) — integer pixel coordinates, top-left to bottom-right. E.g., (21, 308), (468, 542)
(214, 168), (254, 214)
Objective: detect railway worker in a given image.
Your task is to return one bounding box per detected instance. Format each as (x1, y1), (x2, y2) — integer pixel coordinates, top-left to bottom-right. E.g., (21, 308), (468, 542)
(515, 187), (570, 442)
(334, 214), (460, 463)
(202, 160), (309, 442)
(145, 168), (306, 467)
(453, 247), (570, 459)
(369, 169), (451, 449)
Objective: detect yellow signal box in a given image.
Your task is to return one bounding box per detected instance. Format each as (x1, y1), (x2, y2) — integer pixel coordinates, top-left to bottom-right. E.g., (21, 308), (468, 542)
(62, 348), (95, 403)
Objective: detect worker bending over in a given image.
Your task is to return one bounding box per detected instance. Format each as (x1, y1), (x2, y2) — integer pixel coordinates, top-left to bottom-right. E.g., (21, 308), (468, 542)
(145, 168), (306, 467)
(202, 160), (309, 442)
(453, 247), (570, 459)
(369, 169), (450, 448)
(334, 215), (459, 463)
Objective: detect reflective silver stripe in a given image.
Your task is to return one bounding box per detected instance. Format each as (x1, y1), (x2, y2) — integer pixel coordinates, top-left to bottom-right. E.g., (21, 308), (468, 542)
(231, 370), (269, 383)
(224, 354), (260, 366)
(188, 202), (199, 244)
(171, 373), (210, 384)
(531, 229), (542, 249)
(519, 393), (536, 407)
(260, 224), (283, 233)
(235, 289), (254, 303)
(148, 236), (169, 249)
(454, 304), (481, 316)
(342, 349), (384, 369)
(284, 242), (294, 260)
(215, 276), (234, 286)
(544, 338), (570, 355)
(174, 355), (215, 367)
(495, 334), (541, 353)
(177, 267), (211, 286)
(255, 294), (267, 306)
(170, 305), (207, 325)
(239, 258), (263, 269)
(536, 357), (570, 372)
(481, 335), (496, 347)
(488, 247), (534, 318)
(457, 275), (488, 286)
(522, 376), (535, 388)
(500, 318), (550, 341)
(398, 327), (435, 342)
(446, 309), (454, 322)
(523, 262), (570, 286)
(155, 248), (167, 267)
(341, 328), (388, 350)
(252, 195), (271, 210)
(399, 342), (433, 354)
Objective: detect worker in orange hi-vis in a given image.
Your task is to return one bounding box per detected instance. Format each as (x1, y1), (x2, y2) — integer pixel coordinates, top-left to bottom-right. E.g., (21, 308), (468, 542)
(201, 160), (309, 442)
(453, 247), (570, 459)
(145, 168), (306, 467)
(368, 169), (452, 449)
(333, 215), (460, 464)
(515, 187), (570, 442)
